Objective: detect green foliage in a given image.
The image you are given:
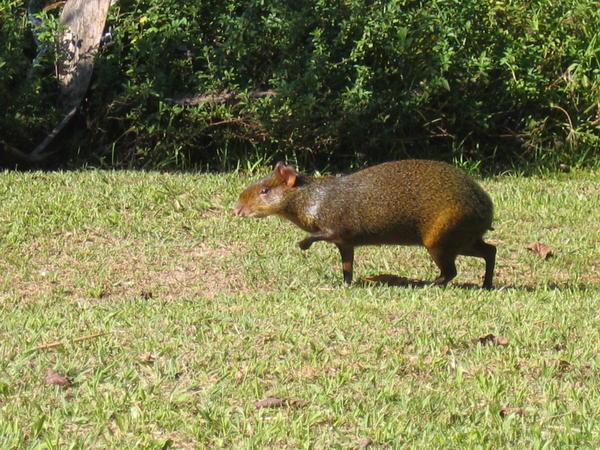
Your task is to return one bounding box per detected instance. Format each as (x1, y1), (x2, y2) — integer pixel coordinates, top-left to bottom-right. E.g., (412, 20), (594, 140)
(0, 2), (63, 153)
(1, 0), (599, 169)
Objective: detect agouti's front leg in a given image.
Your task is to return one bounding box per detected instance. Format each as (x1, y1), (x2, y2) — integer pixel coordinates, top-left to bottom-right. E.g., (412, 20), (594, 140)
(298, 230), (335, 250)
(298, 232), (354, 285)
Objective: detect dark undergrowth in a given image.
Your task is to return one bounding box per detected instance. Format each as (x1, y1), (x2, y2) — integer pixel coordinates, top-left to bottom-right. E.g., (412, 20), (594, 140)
(1, 0), (599, 173)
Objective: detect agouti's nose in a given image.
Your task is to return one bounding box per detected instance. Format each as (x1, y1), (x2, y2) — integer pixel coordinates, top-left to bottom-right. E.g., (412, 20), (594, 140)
(233, 205), (243, 216)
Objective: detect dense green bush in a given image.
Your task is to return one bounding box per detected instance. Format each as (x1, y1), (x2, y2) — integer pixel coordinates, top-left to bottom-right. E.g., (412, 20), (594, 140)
(1, 0), (599, 170)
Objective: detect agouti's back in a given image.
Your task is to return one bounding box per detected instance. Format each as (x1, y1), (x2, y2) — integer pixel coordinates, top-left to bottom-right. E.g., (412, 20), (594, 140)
(310, 160), (493, 247)
(234, 160), (496, 288)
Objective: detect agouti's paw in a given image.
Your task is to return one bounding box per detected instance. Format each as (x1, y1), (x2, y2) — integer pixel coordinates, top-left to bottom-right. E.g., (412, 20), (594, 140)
(298, 239), (312, 250)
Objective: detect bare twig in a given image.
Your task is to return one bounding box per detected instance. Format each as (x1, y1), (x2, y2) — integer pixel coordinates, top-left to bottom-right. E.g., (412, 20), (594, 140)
(165, 89), (276, 107)
(207, 118), (251, 127)
(33, 331), (108, 351)
(551, 104), (575, 133)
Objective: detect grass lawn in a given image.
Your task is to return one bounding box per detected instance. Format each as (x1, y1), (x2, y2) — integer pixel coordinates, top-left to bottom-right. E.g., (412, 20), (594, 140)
(0, 167), (599, 448)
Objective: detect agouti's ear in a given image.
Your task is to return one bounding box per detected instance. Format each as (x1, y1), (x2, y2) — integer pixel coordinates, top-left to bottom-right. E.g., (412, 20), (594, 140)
(274, 161), (298, 187)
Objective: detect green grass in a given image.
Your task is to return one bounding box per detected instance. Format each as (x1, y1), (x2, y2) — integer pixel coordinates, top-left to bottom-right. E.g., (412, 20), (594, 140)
(0, 168), (599, 448)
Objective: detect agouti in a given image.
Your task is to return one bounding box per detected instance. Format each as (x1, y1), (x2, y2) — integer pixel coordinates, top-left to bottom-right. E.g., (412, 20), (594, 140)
(234, 160), (496, 289)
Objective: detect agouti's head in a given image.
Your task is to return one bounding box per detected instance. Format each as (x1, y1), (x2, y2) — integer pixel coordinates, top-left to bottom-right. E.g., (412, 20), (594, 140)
(234, 162), (299, 218)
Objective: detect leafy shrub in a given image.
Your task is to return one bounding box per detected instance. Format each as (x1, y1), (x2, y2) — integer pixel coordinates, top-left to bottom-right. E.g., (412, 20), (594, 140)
(1, 0), (599, 170)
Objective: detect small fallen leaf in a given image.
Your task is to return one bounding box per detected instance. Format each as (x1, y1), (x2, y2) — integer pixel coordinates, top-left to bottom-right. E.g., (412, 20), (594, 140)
(140, 353), (157, 364)
(286, 398), (309, 408)
(527, 242), (553, 259)
(500, 407), (524, 418)
(44, 368), (71, 387)
(473, 334), (509, 346)
(441, 345), (452, 355)
(254, 397), (284, 408)
(254, 397), (308, 409)
(357, 437), (373, 449)
(495, 336), (509, 346)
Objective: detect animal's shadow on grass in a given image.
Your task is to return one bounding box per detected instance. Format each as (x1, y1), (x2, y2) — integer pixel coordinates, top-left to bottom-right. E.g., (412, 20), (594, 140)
(357, 274), (596, 293)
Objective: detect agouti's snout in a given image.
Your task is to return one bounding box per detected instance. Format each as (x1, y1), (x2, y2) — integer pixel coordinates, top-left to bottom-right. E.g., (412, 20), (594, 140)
(235, 160), (496, 289)
(233, 203), (263, 218)
(233, 204), (243, 216)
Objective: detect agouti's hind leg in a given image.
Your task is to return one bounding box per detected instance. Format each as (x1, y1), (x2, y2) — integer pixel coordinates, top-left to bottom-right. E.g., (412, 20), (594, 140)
(336, 244), (354, 286)
(427, 246), (457, 286)
(460, 239), (496, 289)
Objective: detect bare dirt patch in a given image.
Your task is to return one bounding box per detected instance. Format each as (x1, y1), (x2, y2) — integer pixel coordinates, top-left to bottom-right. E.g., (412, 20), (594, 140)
(3, 231), (250, 301)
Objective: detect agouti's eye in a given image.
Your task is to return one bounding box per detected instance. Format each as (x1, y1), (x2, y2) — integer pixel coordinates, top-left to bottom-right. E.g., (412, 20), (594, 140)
(259, 187), (270, 195)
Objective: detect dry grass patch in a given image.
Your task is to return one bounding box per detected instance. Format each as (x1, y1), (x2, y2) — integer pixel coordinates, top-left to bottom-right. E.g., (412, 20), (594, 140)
(2, 230), (250, 302)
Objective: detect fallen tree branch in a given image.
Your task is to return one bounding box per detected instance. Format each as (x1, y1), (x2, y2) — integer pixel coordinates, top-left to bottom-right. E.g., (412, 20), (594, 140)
(4, 106), (78, 164)
(165, 89), (276, 107)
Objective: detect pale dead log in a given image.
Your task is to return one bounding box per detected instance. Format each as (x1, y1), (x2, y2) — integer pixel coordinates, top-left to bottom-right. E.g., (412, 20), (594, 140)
(8, 0), (112, 163)
(58, 0), (113, 108)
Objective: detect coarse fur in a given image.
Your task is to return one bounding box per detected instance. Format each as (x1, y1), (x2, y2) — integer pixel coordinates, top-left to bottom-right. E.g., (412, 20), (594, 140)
(234, 160), (496, 288)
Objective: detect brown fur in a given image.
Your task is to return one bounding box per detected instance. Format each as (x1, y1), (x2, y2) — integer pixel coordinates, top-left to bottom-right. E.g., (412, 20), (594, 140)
(234, 160), (496, 288)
